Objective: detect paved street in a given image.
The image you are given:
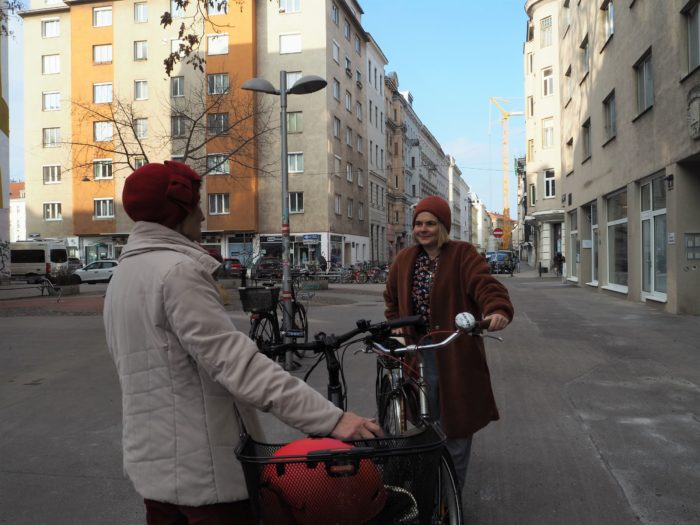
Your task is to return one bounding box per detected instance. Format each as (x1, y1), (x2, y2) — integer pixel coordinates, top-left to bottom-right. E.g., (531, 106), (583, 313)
(0, 270), (698, 524)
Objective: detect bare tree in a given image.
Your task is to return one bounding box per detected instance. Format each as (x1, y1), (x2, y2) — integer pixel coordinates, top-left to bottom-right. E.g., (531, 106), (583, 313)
(68, 77), (277, 182)
(0, 0), (22, 37)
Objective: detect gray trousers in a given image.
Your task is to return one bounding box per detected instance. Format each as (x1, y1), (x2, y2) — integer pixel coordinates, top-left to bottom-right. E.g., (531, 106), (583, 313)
(421, 346), (473, 491)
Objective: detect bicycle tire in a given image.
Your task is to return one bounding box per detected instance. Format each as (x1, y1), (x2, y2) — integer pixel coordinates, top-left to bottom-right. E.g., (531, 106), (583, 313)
(434, 450), (464, 525)
(377, 374), (405, 436)
(249, 314), (281, 357)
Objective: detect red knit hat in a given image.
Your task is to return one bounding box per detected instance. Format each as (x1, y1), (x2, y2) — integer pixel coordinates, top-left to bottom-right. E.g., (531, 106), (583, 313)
(122, 161), (201, 228)
(413, 195), (451, 233)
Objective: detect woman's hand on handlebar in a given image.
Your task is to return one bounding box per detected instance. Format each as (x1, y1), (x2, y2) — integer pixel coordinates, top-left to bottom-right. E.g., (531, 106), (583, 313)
(484, 313), (509, 332)
(330, 412), (383, 440)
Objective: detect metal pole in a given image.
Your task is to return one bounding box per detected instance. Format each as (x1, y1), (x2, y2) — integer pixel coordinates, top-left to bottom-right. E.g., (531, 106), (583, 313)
(279, 71), (295, 370)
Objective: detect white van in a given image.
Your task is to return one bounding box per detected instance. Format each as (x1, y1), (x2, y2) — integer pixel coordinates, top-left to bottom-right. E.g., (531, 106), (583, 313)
(10, 240), (69, 282)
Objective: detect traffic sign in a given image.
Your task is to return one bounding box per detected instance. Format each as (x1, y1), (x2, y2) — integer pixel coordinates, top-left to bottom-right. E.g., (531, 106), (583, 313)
(493, 228), (504, 238)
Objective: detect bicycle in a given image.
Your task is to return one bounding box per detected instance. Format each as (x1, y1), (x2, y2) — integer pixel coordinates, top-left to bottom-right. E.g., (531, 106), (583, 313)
(236, 313), (491, 524)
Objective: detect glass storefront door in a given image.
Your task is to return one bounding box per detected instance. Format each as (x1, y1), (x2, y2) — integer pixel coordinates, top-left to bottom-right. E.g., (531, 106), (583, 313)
(641, 177), (667, 297)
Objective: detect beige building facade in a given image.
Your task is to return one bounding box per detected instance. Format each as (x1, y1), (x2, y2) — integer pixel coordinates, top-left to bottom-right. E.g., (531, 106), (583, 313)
(554, 0), (700, 314)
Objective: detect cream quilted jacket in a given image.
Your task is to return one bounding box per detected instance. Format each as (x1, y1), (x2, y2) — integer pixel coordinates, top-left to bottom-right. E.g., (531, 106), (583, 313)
(104, 222), (342, 505)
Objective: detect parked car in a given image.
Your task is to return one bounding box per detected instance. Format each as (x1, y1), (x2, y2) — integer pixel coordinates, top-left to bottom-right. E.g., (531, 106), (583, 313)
(489, 251), (516, 275)
(67, 257), (83, 273)
(70, 259), (119, 284)
(253, 257), (282, 280)
(220, 258), (243, 278)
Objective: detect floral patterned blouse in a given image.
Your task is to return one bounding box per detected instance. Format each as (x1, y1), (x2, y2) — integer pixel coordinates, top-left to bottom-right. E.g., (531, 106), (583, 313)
(411, 249), (439, 330)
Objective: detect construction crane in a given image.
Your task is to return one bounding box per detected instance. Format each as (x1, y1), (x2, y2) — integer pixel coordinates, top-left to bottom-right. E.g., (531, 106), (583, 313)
(489, 97), (523, 250)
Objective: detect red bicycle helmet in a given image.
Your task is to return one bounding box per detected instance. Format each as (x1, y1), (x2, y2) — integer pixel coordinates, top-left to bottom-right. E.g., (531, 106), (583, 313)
(260, 437), (387, 524)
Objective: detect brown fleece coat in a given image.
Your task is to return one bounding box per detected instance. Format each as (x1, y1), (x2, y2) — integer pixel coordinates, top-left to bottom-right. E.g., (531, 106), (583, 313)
(384, 241), (514, 437)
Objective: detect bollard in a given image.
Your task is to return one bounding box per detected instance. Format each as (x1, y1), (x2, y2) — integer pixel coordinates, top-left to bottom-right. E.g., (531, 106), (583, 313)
(538, 261), (542, 278)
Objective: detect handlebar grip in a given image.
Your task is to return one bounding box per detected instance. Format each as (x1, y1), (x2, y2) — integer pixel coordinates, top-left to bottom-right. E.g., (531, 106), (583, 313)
(385, 315), (424, 330)
(476, 319), (491, 330)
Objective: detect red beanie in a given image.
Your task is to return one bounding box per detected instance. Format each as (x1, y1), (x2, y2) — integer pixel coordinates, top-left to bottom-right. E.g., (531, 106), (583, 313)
(122, 161), (201, 228)
(413, 195), (451, 233)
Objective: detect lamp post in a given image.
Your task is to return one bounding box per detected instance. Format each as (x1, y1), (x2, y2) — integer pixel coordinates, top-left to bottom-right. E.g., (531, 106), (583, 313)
(242, 72), (327, 370)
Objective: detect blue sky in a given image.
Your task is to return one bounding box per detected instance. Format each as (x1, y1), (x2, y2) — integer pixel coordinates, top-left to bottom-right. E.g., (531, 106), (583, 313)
(8, 0), (528, 216)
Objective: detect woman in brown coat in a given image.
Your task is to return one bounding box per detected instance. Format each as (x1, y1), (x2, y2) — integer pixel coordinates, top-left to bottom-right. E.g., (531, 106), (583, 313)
(384, 195), (514, 489)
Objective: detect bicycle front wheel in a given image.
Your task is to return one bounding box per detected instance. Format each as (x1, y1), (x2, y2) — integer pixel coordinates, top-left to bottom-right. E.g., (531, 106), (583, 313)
(249, 314), (281, 357)
(433, 450), (464, 525)
(377, 375), (404, 436)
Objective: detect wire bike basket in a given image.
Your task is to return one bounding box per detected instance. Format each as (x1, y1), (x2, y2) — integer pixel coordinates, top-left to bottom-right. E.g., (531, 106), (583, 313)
(236, 423), (446, 525)
(239, 286), (280, 313)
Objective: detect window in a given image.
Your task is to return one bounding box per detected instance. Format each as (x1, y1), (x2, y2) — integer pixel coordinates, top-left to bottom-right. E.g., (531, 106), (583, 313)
(42, 91), (60, 111)
(208, 193), (230, 215)
(207, 33), (229, 55)
(345, 126), (352, 146)
(356, 134), (363, 153)
(93, 159), (113, 179)
(358, 202), (364, 221)
(171, 39), (186, 58)
(171, 115), (187, 137)
(565, 137), (574, 174)
(285, 70), (302, 88)
(582, 119), (591, 159)
(357, 168), (363, 187)
(540, 16), (552, 47)
(43, 202), (62, 221)
(42, 54), (60, 74)
(93, 83), (112, 104)
(343, 19), (350, 40)
(134, 41), (148, 61)
(543, 67), (553, 96)
(333, 117), (341, 138)
(289, 192), (304, 213)
(94, 198), (114, 219)
(332, 40), (340, 63)
(529, 183), (536, 206)
(544, 169), (555, 198)
(331, 4), (339, 25)
(207, 154), (230, 175)
(170, 0), (185, 17)
(369, 101), (373, 123)
(334, 194), (342, 214)
(527, 52), (533, 74)
(208, 0), (227, 15)
(287, 111), (303, 133)
(635, 51), (653, 114)
(333, 155), (341, 177)
(356, 101), (363, 121)
(369, 140), (373, 165)
(135, 157), (147, 169)
(288, 152), (304, 173)
(687, 3), (700, 71)
(580, 35), (590, 77)
(346, 162), (353, 182)
(171, 76), (185, 97)
(43, 127), (60, 147)
(527, 139), (534, 162)
(207, 113), (229, 135)
(332, 78), (340, 100)
(94, 121), (113, 142)
(602, 0), (614, 41)
(134, 2), (148, 22)
(607, 190), (628, 287)
(134, 118), (148, 139)
(280, 0), (300, 13)
(527, 96), (534, 117)
(641, 175), (667, 295)
(93, 44), (112, 64)
(41, 18), (59, 38)
(569, 210), (579, 278)
(279, 33), (302, 54)
(344, 56), (352, 72)
(208, 73), (229, 95)
(43, 165), (61, 184)
(347, 198), (353, 218)
(603, 90), (616, 141)
(345, 90), (352, 111)
(542, 117), (554, 148)
(134, 80), (148, 100)
(93, 7), (112, 27)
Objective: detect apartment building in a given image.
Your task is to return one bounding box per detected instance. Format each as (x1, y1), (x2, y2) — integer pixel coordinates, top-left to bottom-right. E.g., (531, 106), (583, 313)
(366, 33), (388, 263)
(524, 0), (565, 273)
(22, 0), (259, 263)
(447, 155), (462, 239)
(538, 0), (700, 315)
(254, 0), (370, 267)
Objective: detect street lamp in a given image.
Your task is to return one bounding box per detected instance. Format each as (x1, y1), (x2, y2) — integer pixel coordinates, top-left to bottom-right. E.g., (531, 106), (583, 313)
(242, 72), (327, 370)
